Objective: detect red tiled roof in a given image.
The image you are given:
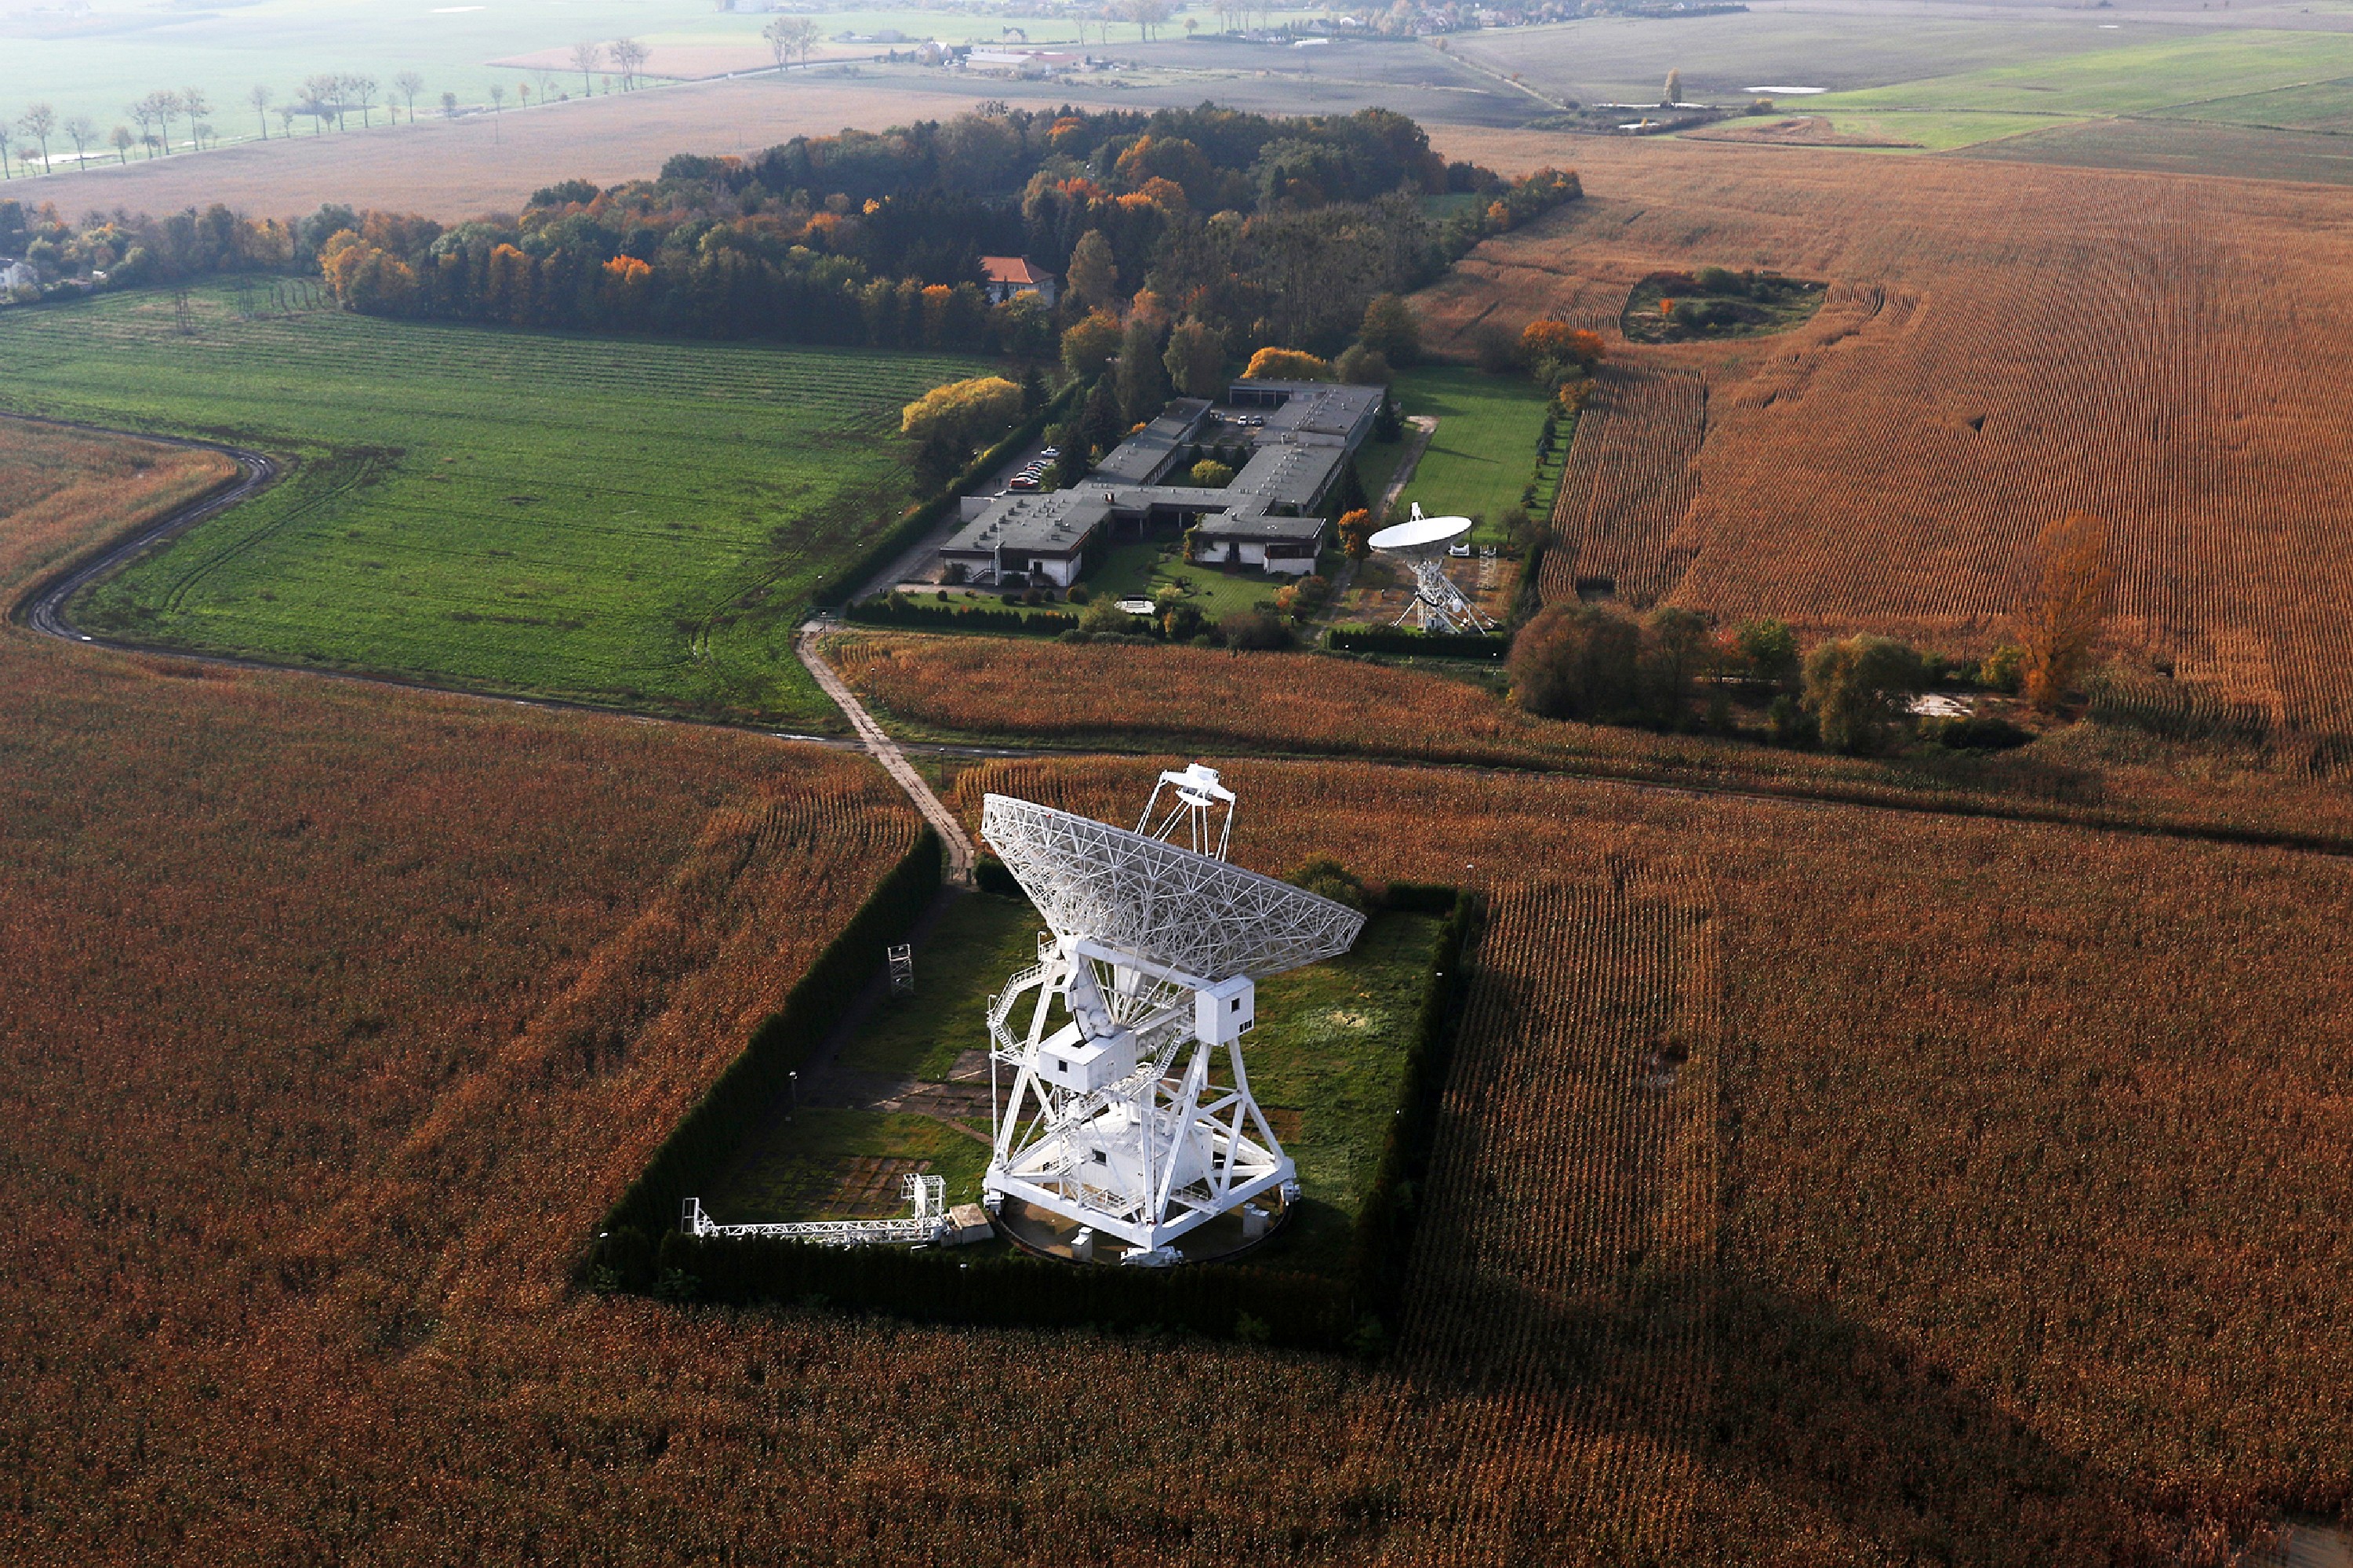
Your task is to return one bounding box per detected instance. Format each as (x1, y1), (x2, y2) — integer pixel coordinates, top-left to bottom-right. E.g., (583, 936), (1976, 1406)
(980, 256), (1050, 286)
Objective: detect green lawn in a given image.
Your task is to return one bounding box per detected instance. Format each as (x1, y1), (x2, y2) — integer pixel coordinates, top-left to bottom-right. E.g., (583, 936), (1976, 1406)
(1809, 29), (2353, 121)
(701, 886), (1444, 1273)
(838, 893), (1044, 1082)
(1389, 366), (1555, 547)
(704, 1108), (995, 1224)
(1085, 535), (1297, 619)
(4, 283), (986, 728)
(1806, 110), (2094, 151)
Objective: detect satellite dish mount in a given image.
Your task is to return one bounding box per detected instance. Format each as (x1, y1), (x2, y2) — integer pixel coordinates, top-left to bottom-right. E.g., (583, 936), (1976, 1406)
(980, 767), (1365, 1263)
(1368, 503), (1496, 635)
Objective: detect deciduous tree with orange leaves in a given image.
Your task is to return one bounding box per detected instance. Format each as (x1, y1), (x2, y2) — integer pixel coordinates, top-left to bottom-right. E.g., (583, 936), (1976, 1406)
(2017, 510), (2114, 708)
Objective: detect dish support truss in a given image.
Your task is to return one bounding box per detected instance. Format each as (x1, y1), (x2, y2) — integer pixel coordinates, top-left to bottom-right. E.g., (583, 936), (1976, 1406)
(1390, 553), (1495, 635)
(1380, 508), (1495, 636)
(979, 773), (1365, 1257)
(680, 1174), (947, 1246)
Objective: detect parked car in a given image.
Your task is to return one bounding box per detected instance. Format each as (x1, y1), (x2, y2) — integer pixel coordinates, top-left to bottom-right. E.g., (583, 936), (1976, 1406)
(1038, 446), (1061, 459)
(1008, 475), (1040, 491)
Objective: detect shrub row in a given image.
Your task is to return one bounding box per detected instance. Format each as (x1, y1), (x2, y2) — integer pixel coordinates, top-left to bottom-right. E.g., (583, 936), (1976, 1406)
(810, 381), (1084, 609)
(1347, 890), (1482, 1331)
(1327, 624), (1510, 660)
(845, 598), (1076, 636)
(602, 882), (1475, 1353)
(592, 827), (944, 1257)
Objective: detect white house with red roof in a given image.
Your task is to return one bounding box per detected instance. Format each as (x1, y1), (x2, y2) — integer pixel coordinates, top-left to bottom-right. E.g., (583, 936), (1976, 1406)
(980, 256), (1058, 307)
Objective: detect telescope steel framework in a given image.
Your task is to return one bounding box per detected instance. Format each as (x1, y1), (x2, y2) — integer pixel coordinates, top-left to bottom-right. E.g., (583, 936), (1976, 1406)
(1371, 504), (1496, 635)
(980, 769), (1364, 1260)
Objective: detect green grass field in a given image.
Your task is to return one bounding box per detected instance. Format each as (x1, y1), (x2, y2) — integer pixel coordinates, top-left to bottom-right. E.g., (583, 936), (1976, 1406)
(1390, 366), (1553, 547)
(2, 283), (986, 727)
(1809, 28), (2353, 122)
(702, 889), (1442, 1271)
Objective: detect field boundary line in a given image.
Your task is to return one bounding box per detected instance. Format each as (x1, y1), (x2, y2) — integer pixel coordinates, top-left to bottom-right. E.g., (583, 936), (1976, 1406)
(18, 408), (2353, 871)
(798, 620), (977, 886)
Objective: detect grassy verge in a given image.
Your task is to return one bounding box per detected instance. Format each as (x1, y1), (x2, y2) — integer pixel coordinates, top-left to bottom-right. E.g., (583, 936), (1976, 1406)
(1, 282), (987, 729)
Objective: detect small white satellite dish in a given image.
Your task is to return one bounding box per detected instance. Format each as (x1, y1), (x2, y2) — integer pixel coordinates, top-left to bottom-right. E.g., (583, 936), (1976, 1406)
(1366, 511), (1472, 553)
(1367, 503), (1496, 635)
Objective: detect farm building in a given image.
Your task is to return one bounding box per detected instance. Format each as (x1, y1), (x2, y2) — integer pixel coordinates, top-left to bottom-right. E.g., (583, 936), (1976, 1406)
(938, 380), (1381, 587)
(980, 256), (1059, 306)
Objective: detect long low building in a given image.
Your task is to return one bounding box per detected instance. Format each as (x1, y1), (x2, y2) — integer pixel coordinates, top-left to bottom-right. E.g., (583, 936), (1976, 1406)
(939, 379), (1383, 587)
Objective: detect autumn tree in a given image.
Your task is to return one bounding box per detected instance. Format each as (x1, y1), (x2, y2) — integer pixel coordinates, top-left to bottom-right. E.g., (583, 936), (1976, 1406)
(763, 16), (817, 69)
(901, 376), (1021, 485)
(1802, 634), (1926, 755)
(1337, 507), (1373, 558)
(179, 86), (209, 147)
(18, 104), (54, 173)
(1066, 228), (1117, 310)
(1059, 308), (1122, 381)
(1664, 67), (1682, 106)
(1162, 318), (1224, 398)
(569, 42), (603, 94)
(1358, 292), (1420, 363)
(249, 85), (272, 140)
(2016, 510), (2113, 708)
(395, 71), (424, 121)
(61, 116), (95, 169)
(609, 39), (649, 90)
(1510, 602), (1645, 721)
(1116, 315), (1169, 425)
(109, 124), (133, 163)
(1242, 346), (1329, 380)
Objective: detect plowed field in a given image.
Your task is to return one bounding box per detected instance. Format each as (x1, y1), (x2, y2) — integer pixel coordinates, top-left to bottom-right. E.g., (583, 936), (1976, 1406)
(1420, 137), (2353, 742)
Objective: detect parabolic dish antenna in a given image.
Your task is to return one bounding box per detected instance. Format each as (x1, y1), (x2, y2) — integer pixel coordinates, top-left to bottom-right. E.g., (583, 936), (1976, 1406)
(976, 769), (1366, 1262)
(1366, 511), (1472, 553)
(983, 795), (1363, 980)
(1369, 503), (1496, 635)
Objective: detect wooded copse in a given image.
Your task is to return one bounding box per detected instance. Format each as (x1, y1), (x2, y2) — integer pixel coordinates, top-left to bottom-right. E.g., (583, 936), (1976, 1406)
(0, 105), (1576, 363)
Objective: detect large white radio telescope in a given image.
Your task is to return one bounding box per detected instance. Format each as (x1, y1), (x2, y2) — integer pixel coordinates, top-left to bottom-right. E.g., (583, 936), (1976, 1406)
(980, 765), (1365, 1264)
(1368, 503), (1496, 634)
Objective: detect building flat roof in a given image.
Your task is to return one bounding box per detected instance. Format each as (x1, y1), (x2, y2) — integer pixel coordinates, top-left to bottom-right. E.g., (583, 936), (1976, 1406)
(940, 379), (1383, 571)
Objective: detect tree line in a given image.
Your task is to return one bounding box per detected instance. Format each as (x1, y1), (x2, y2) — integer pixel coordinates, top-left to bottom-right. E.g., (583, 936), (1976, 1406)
(0, 38), (665, 180)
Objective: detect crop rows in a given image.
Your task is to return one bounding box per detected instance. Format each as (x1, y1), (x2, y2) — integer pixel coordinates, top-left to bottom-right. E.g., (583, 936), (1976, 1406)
(830, 630), (2353, 848)
(1540, 361), (1708, 607)
(1442, 138), (2353, 742)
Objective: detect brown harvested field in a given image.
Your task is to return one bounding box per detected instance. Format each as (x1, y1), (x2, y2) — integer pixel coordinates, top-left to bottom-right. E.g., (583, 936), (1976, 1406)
(827, 629), (2353, 846)
(950, 752), (2353, 1558)
(1682, 115), (1922, 147)
(0, 419), (235, 612)
(1417, 135), (2353, 741)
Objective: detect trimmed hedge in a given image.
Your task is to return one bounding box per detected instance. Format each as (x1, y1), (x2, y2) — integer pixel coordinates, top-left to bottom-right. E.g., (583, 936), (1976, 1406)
(811, 380), (1085, 608)
(845, 598), (1075, 636)
(594, 827), (944, 1255)
(661, 1231), (1352, 1350)
(603, 882), (1480, 1355)
(1346, 892), (1482, 1331)
(1327, 624), (1509, 660)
